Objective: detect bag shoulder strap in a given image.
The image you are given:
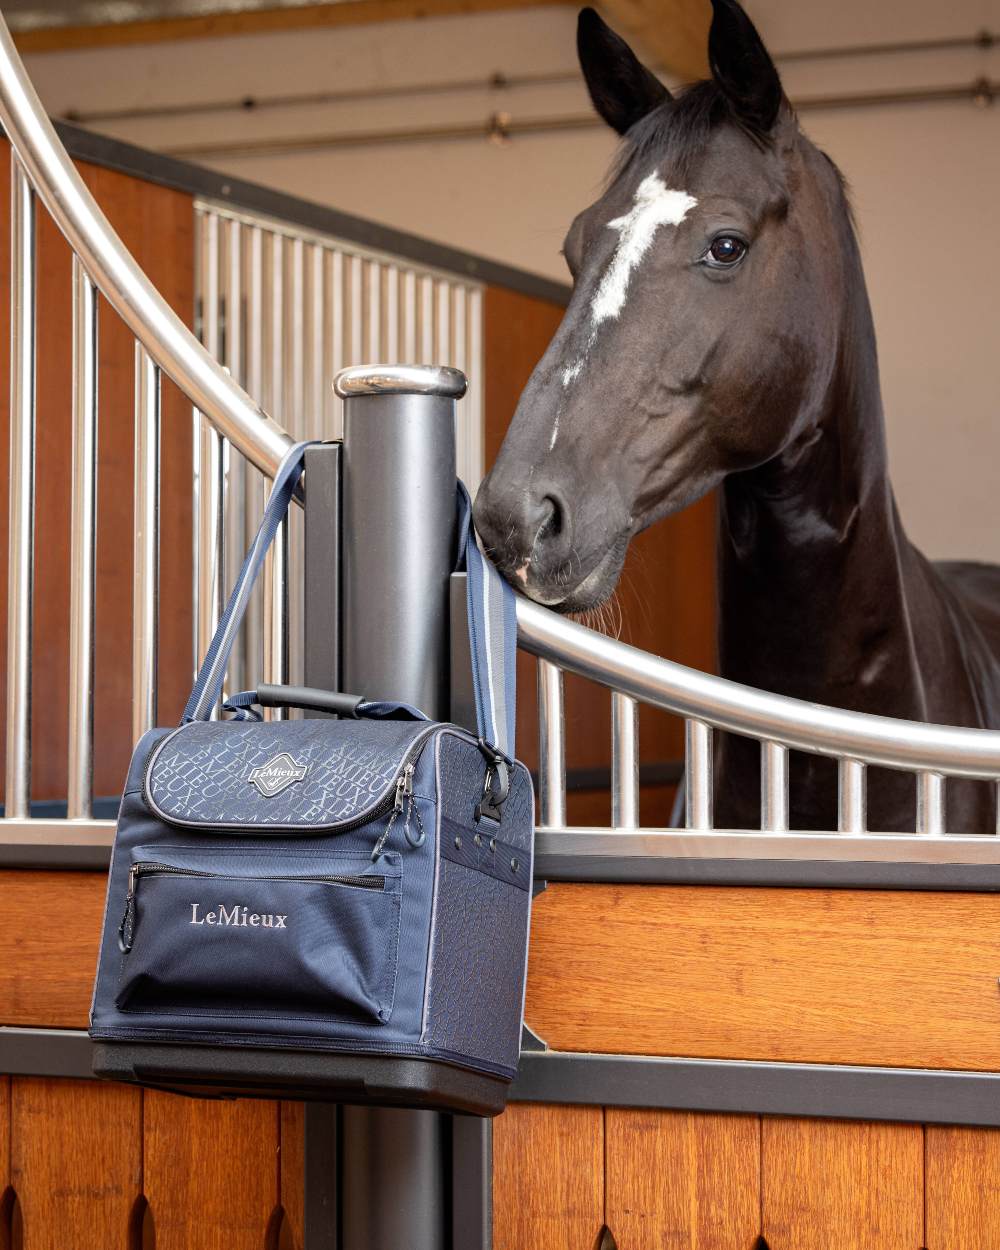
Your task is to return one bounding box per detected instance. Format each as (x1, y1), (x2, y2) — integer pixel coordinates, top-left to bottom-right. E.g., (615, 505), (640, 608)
(183, 440), (314, 723)
(183, 446), (518, 757)
(457, 481), (517, 759)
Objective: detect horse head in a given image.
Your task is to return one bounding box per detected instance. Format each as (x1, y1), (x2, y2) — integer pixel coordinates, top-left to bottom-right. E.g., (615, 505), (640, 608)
(475, 0), (852, 610)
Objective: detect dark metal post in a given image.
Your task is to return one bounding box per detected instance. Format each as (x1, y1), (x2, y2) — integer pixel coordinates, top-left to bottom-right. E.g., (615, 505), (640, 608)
(303, 441), (343, 1249)
(336, 364), (465, 1250)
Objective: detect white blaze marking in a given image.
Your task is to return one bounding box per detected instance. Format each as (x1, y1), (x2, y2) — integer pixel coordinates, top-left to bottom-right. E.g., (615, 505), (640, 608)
(548, 176), (696, 453)
(591, 175), (697, 327)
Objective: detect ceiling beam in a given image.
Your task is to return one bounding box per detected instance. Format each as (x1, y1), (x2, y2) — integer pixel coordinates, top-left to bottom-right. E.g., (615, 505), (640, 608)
(13, 0), (572, 54)
(597, 0), (711, 83)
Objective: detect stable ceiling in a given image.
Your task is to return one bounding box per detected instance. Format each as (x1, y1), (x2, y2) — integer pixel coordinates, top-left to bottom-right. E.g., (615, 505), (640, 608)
(5, 0), (712, 80)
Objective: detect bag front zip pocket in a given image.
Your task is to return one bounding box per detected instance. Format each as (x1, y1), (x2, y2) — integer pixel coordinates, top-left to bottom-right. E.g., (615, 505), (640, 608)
(116, 848), (402, 1025)
(119, 863), (386, 952)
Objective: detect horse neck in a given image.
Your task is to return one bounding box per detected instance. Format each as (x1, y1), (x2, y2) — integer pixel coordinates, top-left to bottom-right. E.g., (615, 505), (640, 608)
(716, 266), (927, 713)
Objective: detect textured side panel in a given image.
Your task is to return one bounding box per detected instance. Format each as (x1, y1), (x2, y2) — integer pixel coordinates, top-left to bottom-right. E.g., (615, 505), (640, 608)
(0, 871), (105, 1027)
(606, 1110), (760, 1248)
(424, 860), (524, 1070)
(12, 1077), (141, 1250)
(425, 735), (532, 1071)
(525, 883), (1000, 1069)
(493, 1103), (603, 1250)
(762, 1118), (923, 1248)
(280, 1101), (306, 1250)
(926, 1125), (1000, 1248)
(143, 1091), (280, 1250)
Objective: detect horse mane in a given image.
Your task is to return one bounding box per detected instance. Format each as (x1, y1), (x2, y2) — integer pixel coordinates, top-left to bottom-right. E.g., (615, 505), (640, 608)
(613, 81), (861, 242)
(612, 80), (766, 187)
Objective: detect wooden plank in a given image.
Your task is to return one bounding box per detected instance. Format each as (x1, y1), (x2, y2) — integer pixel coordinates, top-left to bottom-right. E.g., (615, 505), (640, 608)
(493, 1103), (604, 1250)
(761, 1118), (923, 1249)
(13, 0), (568, 54)
(0, 871), (105, 1027)
(525, 884), (1000, 1069)
(279, 1102), (306, 1250)
(605, 1110), (760, 1248)
(926, 1126), (1000, 1248)
(143, 1090), (280, 1250)
(599, 0), (712, 82)
(0, 1075), (9, 1192)
(11, 1077), (141, 1250)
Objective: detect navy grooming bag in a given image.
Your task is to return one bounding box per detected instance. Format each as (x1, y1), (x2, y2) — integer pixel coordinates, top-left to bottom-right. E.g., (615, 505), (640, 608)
(89, 441), (533, 1116)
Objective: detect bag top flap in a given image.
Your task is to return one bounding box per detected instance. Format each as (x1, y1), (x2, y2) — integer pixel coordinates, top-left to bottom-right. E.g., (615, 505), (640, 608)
(144, 718), (436, 832)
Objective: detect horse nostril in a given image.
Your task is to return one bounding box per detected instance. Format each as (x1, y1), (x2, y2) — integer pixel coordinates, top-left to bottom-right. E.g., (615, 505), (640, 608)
(535, 493), (566, 544)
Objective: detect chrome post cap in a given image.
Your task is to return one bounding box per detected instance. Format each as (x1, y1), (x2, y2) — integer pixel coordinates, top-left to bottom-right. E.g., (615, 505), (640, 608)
(334, 364), (468, 399)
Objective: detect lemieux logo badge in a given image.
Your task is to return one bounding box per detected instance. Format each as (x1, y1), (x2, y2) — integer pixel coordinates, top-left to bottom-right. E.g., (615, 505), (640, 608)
(247, 752), (309, 798)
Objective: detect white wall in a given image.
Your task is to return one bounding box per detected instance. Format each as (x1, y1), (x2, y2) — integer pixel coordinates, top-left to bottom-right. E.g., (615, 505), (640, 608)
(22, 0), (1000, 561)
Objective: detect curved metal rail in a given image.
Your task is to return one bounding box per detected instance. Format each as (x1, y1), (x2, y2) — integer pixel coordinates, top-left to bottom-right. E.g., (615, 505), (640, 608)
(0, 14), (291, 478)
(518, 597), (1000, 836)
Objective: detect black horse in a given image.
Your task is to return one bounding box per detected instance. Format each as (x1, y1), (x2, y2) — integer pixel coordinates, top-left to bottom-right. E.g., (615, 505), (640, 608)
(474, 0), (1000, 833)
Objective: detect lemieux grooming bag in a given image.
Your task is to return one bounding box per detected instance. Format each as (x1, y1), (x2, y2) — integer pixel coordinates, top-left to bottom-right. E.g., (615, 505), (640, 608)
(89, 440), (533, 1116)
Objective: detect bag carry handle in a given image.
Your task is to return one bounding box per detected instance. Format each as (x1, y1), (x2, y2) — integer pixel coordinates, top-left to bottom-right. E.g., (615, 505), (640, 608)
(183, 441), (517, 758)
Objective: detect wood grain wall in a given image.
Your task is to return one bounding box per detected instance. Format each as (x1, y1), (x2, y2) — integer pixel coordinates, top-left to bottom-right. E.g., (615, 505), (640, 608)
(494, 1104), (1000, 1249)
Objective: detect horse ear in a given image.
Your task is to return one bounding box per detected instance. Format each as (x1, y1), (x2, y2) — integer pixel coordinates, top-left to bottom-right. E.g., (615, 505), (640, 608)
(708, 0), (783, 134)
(577, 7), (670, 136)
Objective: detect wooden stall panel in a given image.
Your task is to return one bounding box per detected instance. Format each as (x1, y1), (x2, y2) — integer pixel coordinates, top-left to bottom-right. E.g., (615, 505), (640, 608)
(525, 884), (1000, 1070)
(0, 871), (104, 1027)
(0, 1075), (9, 1209)
(762, 1118), (923, 1250)
(143, 1090), (280, 1250)
(606, 1110), (760, 1249)
(926, 1125), (1000, 1248)
(493, 1103), (604, 1250)
(279, 1101), (305, 1250)
(11, 1077), (141, 1250)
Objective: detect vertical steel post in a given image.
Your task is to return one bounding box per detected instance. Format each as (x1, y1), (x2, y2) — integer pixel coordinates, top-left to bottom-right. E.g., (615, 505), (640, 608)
(336, 363), (464, 1250)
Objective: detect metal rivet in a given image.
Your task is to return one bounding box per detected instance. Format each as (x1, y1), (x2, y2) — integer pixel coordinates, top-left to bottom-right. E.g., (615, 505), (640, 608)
(511, 858), (519, 872)
(454, 836), (462, 849)
(489, 838), (497, 852)
(473, 833), (482, 847)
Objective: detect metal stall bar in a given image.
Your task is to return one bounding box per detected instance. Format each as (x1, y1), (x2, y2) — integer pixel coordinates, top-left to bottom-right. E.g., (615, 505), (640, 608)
(761, 740), (789, 833)
(132, 345), (160, 743)
(538, 660), (567, 829)
(5, 157), (35, 821)
(839, 759), (866, 834)
(917, 771), (946, 836)
(611, 691), (639, 829)
(337, 363), (464, 1250)
(67, 259), (98, 819)
(685, 719), (713, 831)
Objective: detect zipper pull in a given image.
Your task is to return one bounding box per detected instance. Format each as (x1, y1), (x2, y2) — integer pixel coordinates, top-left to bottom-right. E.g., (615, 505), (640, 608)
(373, 764), (418, 861)
(118, 865), (139, 953)
(402, 765), (425, 849)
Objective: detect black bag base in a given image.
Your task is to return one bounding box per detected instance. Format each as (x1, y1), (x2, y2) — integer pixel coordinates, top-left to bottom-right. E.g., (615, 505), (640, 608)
(91, 1042), (509, 1117)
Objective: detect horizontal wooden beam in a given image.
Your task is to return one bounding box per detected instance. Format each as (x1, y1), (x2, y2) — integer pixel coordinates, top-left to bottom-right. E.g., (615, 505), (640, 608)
(598, 0), (711, 83)
(13, 0), (572, 53)
(526, 883), (1000, 1071)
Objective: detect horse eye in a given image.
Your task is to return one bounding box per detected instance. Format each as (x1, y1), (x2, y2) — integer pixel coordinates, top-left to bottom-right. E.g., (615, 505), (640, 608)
(705, 235), (748, 268)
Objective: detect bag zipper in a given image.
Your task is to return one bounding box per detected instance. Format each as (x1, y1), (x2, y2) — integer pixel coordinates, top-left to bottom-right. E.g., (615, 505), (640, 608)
(118, 862), (386, 953)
